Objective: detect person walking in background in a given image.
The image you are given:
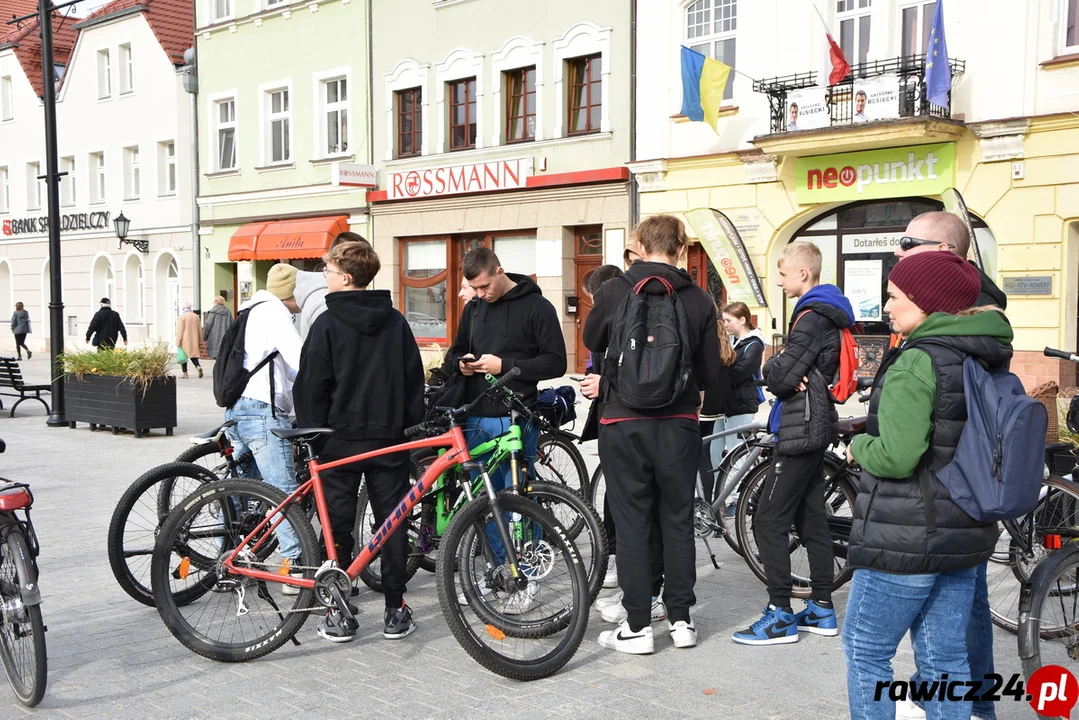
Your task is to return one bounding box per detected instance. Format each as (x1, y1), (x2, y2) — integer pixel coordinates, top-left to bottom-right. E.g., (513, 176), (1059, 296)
(86, 298), (128, 349)
(203, 296), (233, 359)
(176, 305), (203, 379)
(10, 302), (30, 360)
(294, 231), (370, 341)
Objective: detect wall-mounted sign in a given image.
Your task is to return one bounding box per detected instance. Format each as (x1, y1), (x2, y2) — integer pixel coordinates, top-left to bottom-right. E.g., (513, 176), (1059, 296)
(786, 87), (829, 131)
(333, 163), (378, 188)
(1002, 275), (1052, 296)
(2, 211), (111, 237)
(842, 232), (904, 254)
(844, 259), (884, 322)
(796, 143), (956, 204)
(384, 158), (533, 200)
(852, 74), (900, 123)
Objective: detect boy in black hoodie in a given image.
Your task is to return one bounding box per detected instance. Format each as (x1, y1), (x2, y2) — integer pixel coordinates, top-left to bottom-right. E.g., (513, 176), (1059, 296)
(732, 241), (854, 647)
(294, 241), (425, 644)
(583, 215), (721, 654)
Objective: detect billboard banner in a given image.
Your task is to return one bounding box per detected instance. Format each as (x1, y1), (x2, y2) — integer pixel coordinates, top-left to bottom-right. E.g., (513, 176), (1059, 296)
(852, 74), (900, 123)
(684, 208), (768, 308)
(785, 87), (829, 131)
(795, 143), (956, 204)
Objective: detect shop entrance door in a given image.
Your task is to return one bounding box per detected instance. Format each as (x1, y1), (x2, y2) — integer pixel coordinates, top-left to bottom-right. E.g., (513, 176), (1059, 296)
(574, 227), (604, 374)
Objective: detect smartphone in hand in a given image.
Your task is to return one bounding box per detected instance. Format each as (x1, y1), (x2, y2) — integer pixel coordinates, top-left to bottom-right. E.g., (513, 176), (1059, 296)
(569, 375), (585, 382)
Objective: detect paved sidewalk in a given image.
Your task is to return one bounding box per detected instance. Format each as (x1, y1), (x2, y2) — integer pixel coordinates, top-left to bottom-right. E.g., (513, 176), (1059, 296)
(0, 358), (1032, 718)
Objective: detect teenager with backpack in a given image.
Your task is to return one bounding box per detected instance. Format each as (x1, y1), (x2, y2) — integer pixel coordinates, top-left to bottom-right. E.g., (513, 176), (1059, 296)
(844, 251), (1009, 720)
(584, 215), (721, 654)
(218, 263), (305, 587)
(733, 241), (854, 646)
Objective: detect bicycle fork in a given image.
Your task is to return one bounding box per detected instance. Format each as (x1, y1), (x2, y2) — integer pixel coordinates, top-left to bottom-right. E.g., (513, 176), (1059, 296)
(462, 460), (528, 590)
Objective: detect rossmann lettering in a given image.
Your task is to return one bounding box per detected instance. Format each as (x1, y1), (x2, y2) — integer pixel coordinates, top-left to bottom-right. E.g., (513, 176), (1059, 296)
(807, 151), (940, 194)
(386, 158), (532, 200)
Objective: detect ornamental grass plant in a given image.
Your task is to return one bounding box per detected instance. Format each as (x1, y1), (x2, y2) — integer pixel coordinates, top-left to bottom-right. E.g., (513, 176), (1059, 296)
(60, 345), (174, 392)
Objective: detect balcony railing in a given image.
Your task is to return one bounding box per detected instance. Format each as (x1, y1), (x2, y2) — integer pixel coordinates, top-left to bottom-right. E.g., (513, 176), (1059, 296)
(753, 54), (966, 135)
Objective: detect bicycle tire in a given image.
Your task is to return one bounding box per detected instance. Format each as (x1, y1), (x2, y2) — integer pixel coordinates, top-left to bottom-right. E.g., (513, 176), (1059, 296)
(436, 492), (588, 681)
(712, 440), (763, 556)
(1018, 541), (1079, 680)
(108, 462), (219, 607)
(989, 475), (1079, 634)
(521, 480), (607, 606)
(734, 455), (857, 599)
(0, 528), (46, 707)
(175, 441), (232, 476)
(355, 483), (423, 592)
(534, 433), (589, 497)
(152, 479), (319, 663)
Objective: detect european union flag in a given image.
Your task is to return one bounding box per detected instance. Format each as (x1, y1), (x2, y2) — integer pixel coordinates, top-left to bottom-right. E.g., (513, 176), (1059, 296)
(924, 0), (950, 108)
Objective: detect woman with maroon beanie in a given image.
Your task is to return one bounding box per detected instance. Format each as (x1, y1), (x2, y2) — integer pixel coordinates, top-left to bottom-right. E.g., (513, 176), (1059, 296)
(843, 251), (1011, 720)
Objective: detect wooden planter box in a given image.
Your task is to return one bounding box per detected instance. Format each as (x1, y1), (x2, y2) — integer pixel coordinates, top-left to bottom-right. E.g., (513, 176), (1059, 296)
(65, 375), (176, 438)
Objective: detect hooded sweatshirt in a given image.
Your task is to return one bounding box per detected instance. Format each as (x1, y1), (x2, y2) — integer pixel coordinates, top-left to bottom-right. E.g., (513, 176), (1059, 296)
(727, 328), (767, 416)
(583, 260), (721, 422)
(294, 270), (329, 341)
(448, 273), (566, 417)
(293, 289), (424, 440)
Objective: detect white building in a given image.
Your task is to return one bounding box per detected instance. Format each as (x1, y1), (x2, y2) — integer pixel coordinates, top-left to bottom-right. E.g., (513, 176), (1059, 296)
(0, 0), (195, 352)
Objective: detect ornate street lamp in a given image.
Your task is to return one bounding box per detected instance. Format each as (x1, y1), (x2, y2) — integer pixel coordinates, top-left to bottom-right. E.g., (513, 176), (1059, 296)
(114, 211), (147, 253)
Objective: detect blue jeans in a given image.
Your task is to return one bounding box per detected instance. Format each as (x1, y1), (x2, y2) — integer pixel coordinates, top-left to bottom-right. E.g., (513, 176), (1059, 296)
(844, 567), (977, 720)
(225, 398), (301, 560)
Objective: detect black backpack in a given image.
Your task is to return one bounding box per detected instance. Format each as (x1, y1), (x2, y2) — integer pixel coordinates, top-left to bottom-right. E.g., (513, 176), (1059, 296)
(212, 302), (280, 414)
(603, 275), (694, 410)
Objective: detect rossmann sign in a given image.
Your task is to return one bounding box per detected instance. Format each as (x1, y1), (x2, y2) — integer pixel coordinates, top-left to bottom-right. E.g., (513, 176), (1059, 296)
(795, 143), (955, 204)
(385, 158), (533, 200)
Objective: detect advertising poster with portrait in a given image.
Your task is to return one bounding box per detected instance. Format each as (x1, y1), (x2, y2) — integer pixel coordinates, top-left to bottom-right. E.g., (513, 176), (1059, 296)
(786, 88), (829, 131)
(851, 74), (900, 123)
(844, 260), (884, 322)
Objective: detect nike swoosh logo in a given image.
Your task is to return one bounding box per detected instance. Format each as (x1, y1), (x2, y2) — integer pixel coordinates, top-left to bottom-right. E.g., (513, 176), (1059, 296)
(616, 630), (645, 641)
(772, 620), (794, 631)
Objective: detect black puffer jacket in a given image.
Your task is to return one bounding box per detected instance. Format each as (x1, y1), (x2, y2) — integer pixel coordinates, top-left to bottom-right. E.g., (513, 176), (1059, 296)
(848, 332), (1007, 574)
(764, 286), (854, 455)
(727, 330), (765, 416)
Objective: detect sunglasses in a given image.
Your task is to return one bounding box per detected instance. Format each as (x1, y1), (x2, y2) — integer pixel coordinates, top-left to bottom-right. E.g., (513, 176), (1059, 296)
(898, 236), (956, 252)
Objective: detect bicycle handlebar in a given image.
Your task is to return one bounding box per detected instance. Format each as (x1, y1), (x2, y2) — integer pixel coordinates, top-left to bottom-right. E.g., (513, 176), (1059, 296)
(1044, 347), (1079, 363)
(404, 367), (523, 438)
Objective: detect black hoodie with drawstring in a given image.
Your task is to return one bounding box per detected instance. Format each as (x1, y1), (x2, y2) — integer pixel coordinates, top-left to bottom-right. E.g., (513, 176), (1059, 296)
(294, 290), (425, 440)
(448, 273), (567, 417)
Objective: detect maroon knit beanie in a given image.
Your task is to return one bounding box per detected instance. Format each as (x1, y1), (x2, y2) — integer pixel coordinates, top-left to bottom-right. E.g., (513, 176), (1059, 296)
(889, 251), (982, 315)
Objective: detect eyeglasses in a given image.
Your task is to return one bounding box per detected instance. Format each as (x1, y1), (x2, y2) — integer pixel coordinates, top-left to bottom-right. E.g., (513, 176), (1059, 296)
(322, 267), (347, 278)
(898, 236), (956, 252)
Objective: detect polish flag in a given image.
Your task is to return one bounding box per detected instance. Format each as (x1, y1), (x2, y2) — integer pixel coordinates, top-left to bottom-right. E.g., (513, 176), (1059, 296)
(814, 5), (850, 86)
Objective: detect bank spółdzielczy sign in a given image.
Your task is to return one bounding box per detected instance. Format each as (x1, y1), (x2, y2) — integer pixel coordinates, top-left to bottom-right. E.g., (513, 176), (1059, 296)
(2, 211), (111, 237)
(795, 143), (956, 204)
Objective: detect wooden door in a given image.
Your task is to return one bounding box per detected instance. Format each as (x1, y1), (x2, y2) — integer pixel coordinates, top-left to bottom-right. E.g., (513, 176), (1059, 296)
(687, 245), (726, 307)
(574, 226), (604, 374)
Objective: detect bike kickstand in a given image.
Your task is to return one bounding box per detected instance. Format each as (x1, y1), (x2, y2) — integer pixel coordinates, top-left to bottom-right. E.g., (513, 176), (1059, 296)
(701, 536), (721, 570)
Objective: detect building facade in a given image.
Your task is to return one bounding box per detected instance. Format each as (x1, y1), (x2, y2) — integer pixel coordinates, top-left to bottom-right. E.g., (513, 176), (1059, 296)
(194, 0), (373, 313)
(368, 0), (634, 373)
(634, 0), (1079, 388)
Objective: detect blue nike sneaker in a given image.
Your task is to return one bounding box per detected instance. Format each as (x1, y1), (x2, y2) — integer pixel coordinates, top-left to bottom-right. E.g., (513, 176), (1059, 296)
(794, 600), (838, 636)
(731, 605), (799, 646)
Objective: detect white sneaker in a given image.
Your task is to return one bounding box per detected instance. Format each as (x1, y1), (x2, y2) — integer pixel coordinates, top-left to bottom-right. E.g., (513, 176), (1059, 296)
(457, 585), (494, 606)
(602, 556), (618, 588)
(501, 582), (539, 615)
(600, 597), (667, 624)
(894, 697), (927, 720)
(668, 620), (698, 648)
(598, 619), (654, 655)
(281, 570), (303, 596)
(593, 590), (623, 612)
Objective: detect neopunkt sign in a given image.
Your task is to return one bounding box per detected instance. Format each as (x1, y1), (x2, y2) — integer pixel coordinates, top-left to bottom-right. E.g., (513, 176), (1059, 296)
(796, 143), (956, 204)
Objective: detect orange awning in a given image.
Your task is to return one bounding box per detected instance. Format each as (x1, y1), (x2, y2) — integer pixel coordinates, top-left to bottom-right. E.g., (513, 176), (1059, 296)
(227, 216), (351, 261)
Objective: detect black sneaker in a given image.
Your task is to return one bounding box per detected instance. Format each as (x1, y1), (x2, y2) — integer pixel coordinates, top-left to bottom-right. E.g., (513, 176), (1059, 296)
(317, 610), (357, 643)
(383, 604), (416, 640)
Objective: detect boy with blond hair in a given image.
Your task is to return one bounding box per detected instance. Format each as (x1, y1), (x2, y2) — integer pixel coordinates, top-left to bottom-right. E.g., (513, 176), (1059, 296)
(733, 240), (855, 646)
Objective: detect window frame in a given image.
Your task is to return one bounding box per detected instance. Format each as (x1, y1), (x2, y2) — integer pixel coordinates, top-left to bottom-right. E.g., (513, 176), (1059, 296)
(213, 96), (237, 172)
(26, 162), (41, 211)
(0, 76), (12, 122)
(123, 146), (141, 200)
(504, 66), (536, 143)
(319, 75), (350, 158)
(566, 54), (602, 135)
(119, 43), (134, 95)
(60, 156), (75, 207)
(0, 166), (8, 214)
(158, 141), (177, 196)
(399, 236), (451, 344)
(1062, 0), (1079, 54)
(898, 1), (935, 59)
(447, 77), (477, 151)
(685, 0), (738, 103)
(97, 49), (111, 100)
(90, 151), (106, 205)
(396, 87), (423, 158)
(261, 84), (292, 165)
(211, 0), (233, 23)
(837, 0), (872, 68)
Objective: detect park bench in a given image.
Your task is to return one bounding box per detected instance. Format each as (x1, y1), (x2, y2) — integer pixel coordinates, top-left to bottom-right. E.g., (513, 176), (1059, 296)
(0, 358), (51, 418)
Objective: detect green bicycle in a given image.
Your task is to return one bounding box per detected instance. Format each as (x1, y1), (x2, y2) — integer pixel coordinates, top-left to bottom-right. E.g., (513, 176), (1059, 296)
(357, 380), (608, 605)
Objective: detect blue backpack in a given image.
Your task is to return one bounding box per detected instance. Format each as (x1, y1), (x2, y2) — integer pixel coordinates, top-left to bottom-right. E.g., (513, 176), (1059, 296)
(934, 356), (1047, 522)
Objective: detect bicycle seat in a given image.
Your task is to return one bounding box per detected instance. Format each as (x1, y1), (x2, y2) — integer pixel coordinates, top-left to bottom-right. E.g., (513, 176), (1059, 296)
(271, 427), (334, 442)
(837, 417), (867, 436)
(192, 421), (237, 441)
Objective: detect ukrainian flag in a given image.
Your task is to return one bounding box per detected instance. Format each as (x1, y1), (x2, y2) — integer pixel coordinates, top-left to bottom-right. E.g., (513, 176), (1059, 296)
(680, 46), (732, 134)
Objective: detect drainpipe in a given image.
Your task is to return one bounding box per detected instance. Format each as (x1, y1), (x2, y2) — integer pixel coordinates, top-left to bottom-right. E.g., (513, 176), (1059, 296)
(629, 0), (639, 227)
(366, 0), (376, 279)
(182, 48), (200, 312)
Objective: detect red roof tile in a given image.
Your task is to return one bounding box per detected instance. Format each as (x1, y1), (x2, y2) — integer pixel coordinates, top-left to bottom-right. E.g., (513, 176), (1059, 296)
(83, 0), (193, 65)
(1, 1), (79, 98)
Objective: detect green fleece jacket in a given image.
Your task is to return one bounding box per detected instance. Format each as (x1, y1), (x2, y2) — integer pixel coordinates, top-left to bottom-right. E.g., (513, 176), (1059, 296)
(850, 312), (1013, 478)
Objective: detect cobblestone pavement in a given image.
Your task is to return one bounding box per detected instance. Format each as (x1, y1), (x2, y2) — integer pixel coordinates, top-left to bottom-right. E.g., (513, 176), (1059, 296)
(0, 357), (1033, 718)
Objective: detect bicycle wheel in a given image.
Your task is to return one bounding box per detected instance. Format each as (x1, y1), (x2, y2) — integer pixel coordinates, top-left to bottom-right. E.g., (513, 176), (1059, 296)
(437, 492), (588, 681)
(175, 441), (232, 476)
(107, 462), (219, 607)
(521, 480), (607, 605)
(151, 479), (319, 662)
(989, 475), (1079, 633)
(0, 529), (46, 707)
(734, 456), (857, 599)
(534, 434), (589, 497)
(711, 440), (764, 556)
(355, 483), (423, 592)
(1019, 541), (1079, 680)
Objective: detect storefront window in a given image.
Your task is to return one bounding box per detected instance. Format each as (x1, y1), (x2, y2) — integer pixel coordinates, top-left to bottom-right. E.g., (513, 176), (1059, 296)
(401, 238), (450, 342)
(492, 235), (537, 277)
(404, 284), (447, 342)
(405, 240), (447, 279)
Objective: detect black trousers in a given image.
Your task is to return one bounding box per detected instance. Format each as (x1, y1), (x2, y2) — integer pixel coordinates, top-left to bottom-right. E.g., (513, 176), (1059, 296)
(320, 437), (411, 609)
(602, 489), (664, 595)
(180, 358), (201, 373)
(754, 448), (834, 608)
(13, 334), (28, 357)
(598, 418), (698, 629)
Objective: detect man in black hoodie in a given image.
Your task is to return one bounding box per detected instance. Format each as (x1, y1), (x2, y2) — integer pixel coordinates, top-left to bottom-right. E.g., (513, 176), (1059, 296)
(583, 215), (721, 655)
(86, 298), (128, 348)
(294, 241), (425, 644)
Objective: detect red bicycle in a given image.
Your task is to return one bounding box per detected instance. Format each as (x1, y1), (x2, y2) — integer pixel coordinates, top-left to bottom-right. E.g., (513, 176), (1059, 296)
(150, 369), (589, 680)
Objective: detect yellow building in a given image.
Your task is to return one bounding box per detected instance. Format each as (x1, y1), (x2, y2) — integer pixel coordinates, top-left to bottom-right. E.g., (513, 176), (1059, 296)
(635, 113), (1079, 390)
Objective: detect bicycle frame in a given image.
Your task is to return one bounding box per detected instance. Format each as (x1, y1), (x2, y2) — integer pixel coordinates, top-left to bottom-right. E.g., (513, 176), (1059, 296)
(699, 421), (770, 511)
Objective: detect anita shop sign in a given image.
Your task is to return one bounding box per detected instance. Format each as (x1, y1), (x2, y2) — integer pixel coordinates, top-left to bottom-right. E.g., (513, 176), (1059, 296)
(2, 211), (112, 237)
